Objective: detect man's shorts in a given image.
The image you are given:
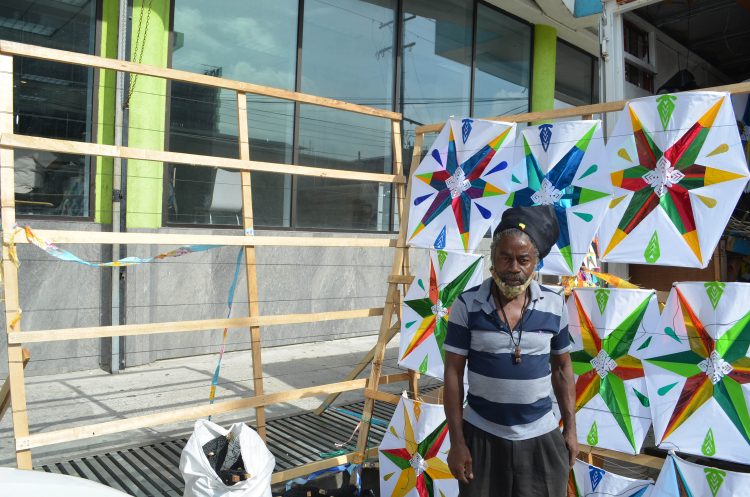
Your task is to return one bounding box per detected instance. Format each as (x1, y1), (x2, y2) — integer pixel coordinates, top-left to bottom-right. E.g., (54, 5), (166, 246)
(458, 420), (569, 497)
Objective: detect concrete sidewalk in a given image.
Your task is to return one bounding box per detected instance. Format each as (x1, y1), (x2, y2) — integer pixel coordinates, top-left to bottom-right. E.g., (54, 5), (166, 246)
(0, 335), (431, 468)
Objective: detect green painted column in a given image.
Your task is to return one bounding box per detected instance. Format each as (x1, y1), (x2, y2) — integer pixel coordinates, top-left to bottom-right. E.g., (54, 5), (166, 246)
(126, 0), (171, 228)
(531, 24), (557, 116)
(94, 0), (119, 224)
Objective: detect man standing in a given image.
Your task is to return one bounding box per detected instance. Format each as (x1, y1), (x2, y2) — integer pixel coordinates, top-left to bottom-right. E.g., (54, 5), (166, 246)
(443, 205), (577, 497)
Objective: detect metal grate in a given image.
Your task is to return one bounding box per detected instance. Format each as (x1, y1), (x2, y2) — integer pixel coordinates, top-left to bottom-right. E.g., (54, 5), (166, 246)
(37, 399), (398, 497)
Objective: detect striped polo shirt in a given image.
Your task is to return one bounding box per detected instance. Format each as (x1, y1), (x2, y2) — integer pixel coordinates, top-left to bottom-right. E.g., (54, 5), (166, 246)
(444, 278), (570, 440)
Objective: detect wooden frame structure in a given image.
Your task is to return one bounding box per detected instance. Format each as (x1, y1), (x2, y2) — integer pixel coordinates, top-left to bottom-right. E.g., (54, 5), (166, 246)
(346, 80), (750, 471)
(0, 41), (411, 480)
(3, 38), (750, 483)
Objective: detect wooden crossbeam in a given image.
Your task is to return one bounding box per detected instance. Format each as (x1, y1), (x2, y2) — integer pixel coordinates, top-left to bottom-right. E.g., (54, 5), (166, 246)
(0, 134), (405, 185)
(8, 308), (385, 344)
(0, 41), (402, 121)
(270, 448), (379, 484)
(415, 81), (750, 133)
(15, 373), (408, 451)
(10, 229), (396, 247)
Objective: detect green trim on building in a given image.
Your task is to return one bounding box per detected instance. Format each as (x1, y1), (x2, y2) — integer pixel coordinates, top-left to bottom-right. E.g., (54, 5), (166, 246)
(126, 0), (171, 229)
(531, 24), (557, 119)
(94, 0), (119, 224)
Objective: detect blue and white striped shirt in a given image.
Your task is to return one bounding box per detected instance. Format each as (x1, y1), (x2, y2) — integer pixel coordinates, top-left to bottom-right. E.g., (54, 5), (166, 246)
(444, 278), (570, 440)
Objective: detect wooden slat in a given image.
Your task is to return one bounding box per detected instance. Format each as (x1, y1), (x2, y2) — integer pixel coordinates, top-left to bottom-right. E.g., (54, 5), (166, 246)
(408, 371), (420, 399)
(0, 348), (30, 422)
(577, 444), (665, 470)
(0, 134), (405, 184)
(0, 41), (401, 121)
(270, 448), (379, 484)
(387, 274), (414, 284)
(238, 91), (267, 439)
(377, 372), (411, 385)
(8, 307), (385, 344)
(12, 229), (396, 247)
(364, 389), (401, 405)
(15, 374), (405, 450)
(0, 54), (32, 469)
(415, 81), (750, 133)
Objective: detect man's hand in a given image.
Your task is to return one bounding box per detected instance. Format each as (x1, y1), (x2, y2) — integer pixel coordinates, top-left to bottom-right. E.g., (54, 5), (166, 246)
(563, 428), (578, 468)
(447, 443), (473, 483)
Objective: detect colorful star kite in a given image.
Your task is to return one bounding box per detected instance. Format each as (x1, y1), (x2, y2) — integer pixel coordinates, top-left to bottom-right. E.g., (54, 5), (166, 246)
(569, 291), (652, 453)
(646, 287), (750, 449)
(407, 119), (514, 252)
(379, 398), (455, 497)
(399, 251), (482, 379)
(602, 93), (748, 267)
(505, 123), (609, 274)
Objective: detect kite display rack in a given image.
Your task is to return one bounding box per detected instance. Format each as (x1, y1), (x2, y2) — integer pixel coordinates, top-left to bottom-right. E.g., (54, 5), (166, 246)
(2, 39), (750, 483)
(348, 79), (750, 474)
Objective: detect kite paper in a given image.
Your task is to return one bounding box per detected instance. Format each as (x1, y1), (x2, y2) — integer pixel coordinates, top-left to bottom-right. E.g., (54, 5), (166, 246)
(407, 118), (515, 252)
(568, 288), (659, 454)
(379, 396), (457, 497)
(399, 250), (483, 379)
(599, 91), (749, 268)
(652, 453), (750, 497)
(568, 459), (653, 497)
(499, 121), (611, 275)
(643, 282), (750, 464)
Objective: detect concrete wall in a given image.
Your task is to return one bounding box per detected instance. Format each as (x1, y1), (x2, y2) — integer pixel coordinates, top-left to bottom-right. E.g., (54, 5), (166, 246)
(0, 220), (110, 376)
(2, 222), (463, 377)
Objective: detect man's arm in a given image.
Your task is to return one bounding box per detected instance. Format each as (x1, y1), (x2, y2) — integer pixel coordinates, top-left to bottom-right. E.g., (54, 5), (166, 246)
(551, 352), (577, 467)
(444, 351), (472, 483)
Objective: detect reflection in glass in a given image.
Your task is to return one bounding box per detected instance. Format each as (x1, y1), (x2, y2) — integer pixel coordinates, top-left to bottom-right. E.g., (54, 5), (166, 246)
(1, 0), (96, 217)
(296, 106), (392, 231)
(555, 40), (595, 107)
(473, 4), (531, 119)
(167, 0), (297, 226)
(401, 0), (472, 172)
(297, 0), (395, 230)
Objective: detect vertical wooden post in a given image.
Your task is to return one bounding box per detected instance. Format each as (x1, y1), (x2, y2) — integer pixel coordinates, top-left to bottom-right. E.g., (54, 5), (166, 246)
(0, 54), (33, 469)
(404, 133), (423, 400)
(354, 120), (413, 461)
(236, 91), (266, 439)
(0, 348), (29, 422)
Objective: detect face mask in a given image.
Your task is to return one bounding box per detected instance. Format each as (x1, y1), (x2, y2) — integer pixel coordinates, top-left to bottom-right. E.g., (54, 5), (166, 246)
(490, 266), (534, 299)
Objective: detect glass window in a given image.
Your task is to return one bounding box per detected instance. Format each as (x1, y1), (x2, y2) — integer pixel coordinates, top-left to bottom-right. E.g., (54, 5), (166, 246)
(401, 0), (472, 171)
(473, 4), (531, 119)
(296, 0), (395, 231)
(167, 0), (297, 226)
(555, 40), (596, 107)
(1, 0), (97, 217)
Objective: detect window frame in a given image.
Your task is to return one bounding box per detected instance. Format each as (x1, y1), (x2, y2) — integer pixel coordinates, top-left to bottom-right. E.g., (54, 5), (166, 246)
(554, 38), (597, 108)
(14, 0), (103, 222)
(162, 0), (534, 232)
(474, 0), (534, 119)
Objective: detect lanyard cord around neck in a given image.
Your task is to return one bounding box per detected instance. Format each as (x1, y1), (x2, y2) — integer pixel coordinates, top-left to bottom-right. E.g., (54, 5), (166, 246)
(495, 287), (530, 364)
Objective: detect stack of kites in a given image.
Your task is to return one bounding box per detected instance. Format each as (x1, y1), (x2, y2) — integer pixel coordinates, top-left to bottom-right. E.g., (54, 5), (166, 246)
(377, 91), (750, 497)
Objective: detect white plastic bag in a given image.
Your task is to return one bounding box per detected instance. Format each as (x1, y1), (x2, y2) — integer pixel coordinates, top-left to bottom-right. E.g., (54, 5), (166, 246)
(180, 419), (275, 497)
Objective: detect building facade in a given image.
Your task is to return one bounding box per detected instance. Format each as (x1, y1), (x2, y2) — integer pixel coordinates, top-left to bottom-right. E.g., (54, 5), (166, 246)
(1, 0), (731, 376)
